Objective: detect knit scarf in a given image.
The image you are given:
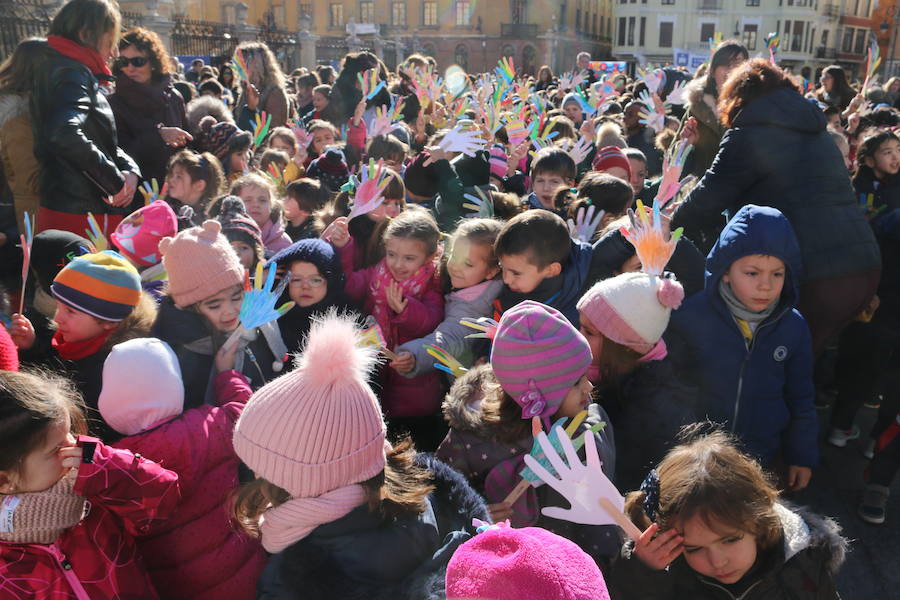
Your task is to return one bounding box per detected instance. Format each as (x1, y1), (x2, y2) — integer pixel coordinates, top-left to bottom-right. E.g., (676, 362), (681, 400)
(0, 470), (86, 545)
(718, 279), (777, 343)
(258, 484), (367, 553)
(369, 250), (440, 348)
(52, 329), (112, 361)
(48, 35), (112, 79)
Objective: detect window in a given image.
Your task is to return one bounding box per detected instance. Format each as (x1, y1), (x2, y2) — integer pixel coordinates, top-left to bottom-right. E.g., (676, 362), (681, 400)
(854, 27), (866, 54)
(746, 0), (760, 5)
(422, 43), (437, 59)
(841, 27), (853, 53)
(791, 21), (803, 51)
(392, 1), (406, 27)
(423, 1), (437, 26)
(742, 23), (758, 50)
(700, 23), (715, 43)
(360, 1), (374, 23)
(639, 17), (646, 45)
(618, 16), (626, 45)
(576, 8), (582, 32)
(454, 44), (468, 70)
(659, 21), (674, 47)
(456, 0), (472, 25)
(662, 0), (675, 4)
(821, 30), (828, 47)
(329, 3), (344, 27)
(627, 16), (635, 45)
(299, 3), (313, 23)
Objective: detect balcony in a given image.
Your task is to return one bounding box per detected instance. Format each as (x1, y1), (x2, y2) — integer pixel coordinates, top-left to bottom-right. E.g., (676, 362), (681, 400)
(822, 3), (839, 17)
(501, 23), (539, 38)
(696, 0), (722, 9)
(815, 46), (837, 59)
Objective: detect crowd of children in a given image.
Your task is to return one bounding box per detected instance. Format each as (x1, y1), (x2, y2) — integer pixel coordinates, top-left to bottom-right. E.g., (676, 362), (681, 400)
(1, 3), (896, 596)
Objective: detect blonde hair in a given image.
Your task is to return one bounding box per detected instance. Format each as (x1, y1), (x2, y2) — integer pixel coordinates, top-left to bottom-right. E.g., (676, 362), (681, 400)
(230, 172), (280, 222)
(234, 41), (286, 95)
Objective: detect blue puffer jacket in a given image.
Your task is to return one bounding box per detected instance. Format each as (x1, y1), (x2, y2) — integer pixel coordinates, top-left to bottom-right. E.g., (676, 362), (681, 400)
(666, 205), (818, 467)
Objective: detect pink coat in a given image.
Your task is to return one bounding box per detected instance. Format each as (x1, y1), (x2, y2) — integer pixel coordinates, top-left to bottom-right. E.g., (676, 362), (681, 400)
(0, 439), (181, 600)
(340, 243), (445, 417)
(111, 370), (266, 600)
(260, 218), (292, 253)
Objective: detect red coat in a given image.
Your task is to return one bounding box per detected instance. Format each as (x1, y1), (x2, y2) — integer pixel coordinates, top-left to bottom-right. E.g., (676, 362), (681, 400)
(340, 242), (445, 417)
(111, 371), (266, 600)
(0, 439), (181, 600)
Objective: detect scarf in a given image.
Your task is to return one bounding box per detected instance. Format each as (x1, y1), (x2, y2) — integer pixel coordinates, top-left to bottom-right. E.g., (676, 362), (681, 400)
(47, 35), (112, 79)
(0, 470), (86, 544)
(52, 329), (112, 361)
(369, 251), (440, 348)
(718, 279), (777, 343)
(258, 484), (367, 553)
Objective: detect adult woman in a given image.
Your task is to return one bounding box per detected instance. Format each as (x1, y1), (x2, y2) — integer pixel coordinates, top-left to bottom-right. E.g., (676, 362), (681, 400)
(0, 38), (47, 235)
(217, 63), (240, 106)
(234, 41), (289, 130)
(816, 65), (856, 111)
(671, 59), (881, 357)
(534, 65), (555, 92)
(676, 40), (749, 177)
(330, 51), (391, 125)
(109, 27), (190, 192)
(31, 0), (139, 236)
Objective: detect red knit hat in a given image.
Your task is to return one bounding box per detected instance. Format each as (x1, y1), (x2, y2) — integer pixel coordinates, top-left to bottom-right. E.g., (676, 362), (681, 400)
(592, 145), (632, 180)
(0, 324), (19, 372)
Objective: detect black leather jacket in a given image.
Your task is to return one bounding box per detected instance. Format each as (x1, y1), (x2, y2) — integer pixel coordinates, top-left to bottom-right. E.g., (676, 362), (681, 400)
(30, 49), (139, 216)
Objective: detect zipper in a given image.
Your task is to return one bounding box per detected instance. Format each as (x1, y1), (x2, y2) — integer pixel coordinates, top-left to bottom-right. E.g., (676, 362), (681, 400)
(699, 576), (764, 599)
(36, 543), (92, 600)
(730, 314), (780, 433)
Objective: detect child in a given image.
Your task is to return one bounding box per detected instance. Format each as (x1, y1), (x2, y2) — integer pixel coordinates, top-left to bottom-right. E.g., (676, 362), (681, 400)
(199, 117), (253, 183)
(667, 205), (818, 491)
(258, 148), (289, 177)
(306, 119), (339, 162)
(283, 178), (327, 240)
(330, 208), (445, 436)
(592, 145), (632, 182)
(230, 172), (292, 253)
(266, 238), (354, 355)
(305, 83), (331, 123)
(527, 146), (575, 218)
(306, 145), (350, 193)
(267, 126), (304, 182)
(153, 220), (287, 404)
(0, 368), (181, 599)
(394, 218), (503, 377)
(365, 133), (409, 173)
(9, 251), (156, 441)
(612, 426), (846, 599)
(99, 338), (266, 600)
(110, 199), (178, 301)
(164, 149), (225, 228)
(852, 128), (900, 216)
(212, 196), (265, 271)
(231, 311), (488, 598)
(436, 300), (619, 566)
(445, 523), (611, 600)
(494, 210), (593, 324)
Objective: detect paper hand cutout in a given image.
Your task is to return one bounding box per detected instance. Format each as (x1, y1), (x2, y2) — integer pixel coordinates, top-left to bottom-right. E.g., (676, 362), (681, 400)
(84, 212), (108, 252)
(864, 38), (882, 90)
(496, 56), (516, 84)
(524, 427), (633, 532)
(665, 80), (687, 106)
(638, 67), (666, 95)
(17, 211), (35, 315)
(656, 139), (693, 208)
(369, 105), (393, 138)
(439, 124), (487, 157)
(558, 71), (585, 92)
(290, 120), (311, 149)
(358, 68), (386, 100)
(231, 49), (249, 82)
(567, 205), (606, 243)
(620, 199), (682, 277)
(253, 111), (272, 147)
(348, 159), (391, 220)
(359, 315), (400, 361)
(638, 97), (666, 134)
(240, 262), (294, 330)
(139, 178), (167, 205)
(565, 136), (594, 166)
(462, 187), (494, 218)
(425, 344), (468, 377)
(459, 316), (499, 340)
(504, 115), (533, 146)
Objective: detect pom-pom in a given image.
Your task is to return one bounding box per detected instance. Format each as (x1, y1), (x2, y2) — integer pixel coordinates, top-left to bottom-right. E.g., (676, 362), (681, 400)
(295, 309), (379, 389)
(218, 196), (248, 219)
(656, 276), (684, 309)
(198, 220), (223, 243)
(198, 115), (217, 135)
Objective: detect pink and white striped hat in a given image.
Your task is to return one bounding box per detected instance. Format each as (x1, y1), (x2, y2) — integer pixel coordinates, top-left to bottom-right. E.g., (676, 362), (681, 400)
(490, 301), (592, 424)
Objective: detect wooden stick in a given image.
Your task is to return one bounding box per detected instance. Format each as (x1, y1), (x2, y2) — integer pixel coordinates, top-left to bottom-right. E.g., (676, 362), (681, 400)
(599, 497), (642, 542)
(503, 478), (532, 506)
(381, 346), (401, 362)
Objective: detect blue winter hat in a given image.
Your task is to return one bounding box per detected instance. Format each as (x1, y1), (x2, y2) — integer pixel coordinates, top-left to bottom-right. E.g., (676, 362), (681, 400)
(562, 93), (581, 108)
(267, 238), (343, 288)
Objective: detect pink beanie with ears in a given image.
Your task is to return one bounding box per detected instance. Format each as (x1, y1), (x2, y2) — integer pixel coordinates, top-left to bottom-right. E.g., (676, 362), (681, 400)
(577, 272), (684, 354)
(446, 523), (611, 600)
(110, 200), (177, 267)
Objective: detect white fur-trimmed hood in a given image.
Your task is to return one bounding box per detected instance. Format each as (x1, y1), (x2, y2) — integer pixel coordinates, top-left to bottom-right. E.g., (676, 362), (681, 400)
(0, 93), (29, 128)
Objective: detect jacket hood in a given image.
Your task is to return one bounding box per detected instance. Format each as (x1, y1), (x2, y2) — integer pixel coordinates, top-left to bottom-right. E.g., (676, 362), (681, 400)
(0, 93), (28, 128)
(685, 75), (720, 130)
(705, 205), (803, 309)
(776, 503), (847, 574)
(733, 88), (826, 135)
(185, 95), (233, 138)
(441, 364), (497, 438)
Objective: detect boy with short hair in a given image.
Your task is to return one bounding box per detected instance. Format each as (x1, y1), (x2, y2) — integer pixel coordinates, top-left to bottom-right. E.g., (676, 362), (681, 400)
(527, 147), (576, 218)
(283, 178), (327, 240)
(493, 210), (592, 324)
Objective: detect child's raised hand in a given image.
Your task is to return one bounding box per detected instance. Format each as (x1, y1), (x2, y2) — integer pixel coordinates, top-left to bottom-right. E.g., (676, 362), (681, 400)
(680, 117), (700, 145)
(633, 523), (684, 570)
(353, 98), (367, 126)
(390, 350), (416, 374)
(59, 445), (82, 470)
(386, 280), (408, 314)
(215, 336), (241, 373)
(786, 465), (812, 491)
(9, 313), (35, 350)
(321, 217), (350, 247)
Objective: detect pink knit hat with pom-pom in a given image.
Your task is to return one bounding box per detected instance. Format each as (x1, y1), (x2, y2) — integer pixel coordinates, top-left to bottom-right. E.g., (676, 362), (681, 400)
(159, 220), (245, 308)
(232, 309), (387, 500)
(577, 272), (683, 354)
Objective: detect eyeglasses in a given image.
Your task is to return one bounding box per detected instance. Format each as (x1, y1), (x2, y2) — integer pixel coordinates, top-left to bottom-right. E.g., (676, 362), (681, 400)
(289, 276), (326, 288)
(115, 56), (150, 69)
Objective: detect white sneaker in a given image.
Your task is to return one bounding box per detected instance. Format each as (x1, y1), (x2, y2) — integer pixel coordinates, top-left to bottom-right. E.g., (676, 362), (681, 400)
(828, 425), (860, 448)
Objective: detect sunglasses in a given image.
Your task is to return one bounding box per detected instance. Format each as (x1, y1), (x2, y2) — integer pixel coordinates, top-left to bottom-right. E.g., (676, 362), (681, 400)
(115, 56), (150, 69)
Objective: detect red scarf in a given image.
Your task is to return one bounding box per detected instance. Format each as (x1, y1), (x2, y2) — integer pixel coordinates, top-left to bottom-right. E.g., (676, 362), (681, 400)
(52, 329), (111, 361)
(369, 250), (441, 348)
(48, 35), (112, 78)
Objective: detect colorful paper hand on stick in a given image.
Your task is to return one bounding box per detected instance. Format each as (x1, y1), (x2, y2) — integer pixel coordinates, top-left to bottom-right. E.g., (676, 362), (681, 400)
(358, 68), (386, 100)
(567, 204), (606, 243)
(424, 344), (468, 377)
(253, 111), (272, 147)
(462, 187), (494, 218)
(223, 262), (295, 351)
(438, 123), (487, 157)
(369, 105), (394, 138)
(656, 139), (693, 208)
(17, 211), (34, 314)
(864, 37), (882, 91)
(565, 136), (594, 166)
(347, 159), (391, 220)
(637, 67), (666, 95)
(620, 199), (682, 277)
(459, 316), (499, 339)
(84, 212), (108, 252)
(765, 32), (780, 64)
(359, 315), (400, 361)
(231, 49), (249, 82)
(665, 80), (687, 106)
(139, 178), (167, 205)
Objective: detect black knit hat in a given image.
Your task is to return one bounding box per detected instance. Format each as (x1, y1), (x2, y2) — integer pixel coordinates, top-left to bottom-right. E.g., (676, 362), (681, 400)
(452, 149), (491, 188)
(306, 148), (350, 192)
(30, 230), (93, 295)
(205, 121), (252, 159)
(215, 196), (264, 253)
(403, 153), (439, 198)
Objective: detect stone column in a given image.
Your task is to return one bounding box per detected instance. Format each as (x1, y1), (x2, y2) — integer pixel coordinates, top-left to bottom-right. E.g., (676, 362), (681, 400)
(297, 30), (320, 69)
(393, 33), (406, 66)
(235, 2), (260, 43)
(144, 0), (174, 54)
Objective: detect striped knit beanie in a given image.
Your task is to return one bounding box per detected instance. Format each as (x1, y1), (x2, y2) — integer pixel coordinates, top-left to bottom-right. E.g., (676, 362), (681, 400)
(592, 145), (632, 179)
(51, 251), (142, 322)
(489, 144), (508, 180)
(490, 301), (592, 424)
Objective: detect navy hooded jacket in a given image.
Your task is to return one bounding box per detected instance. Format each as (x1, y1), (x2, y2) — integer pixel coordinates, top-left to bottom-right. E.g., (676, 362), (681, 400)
(667, 205), (818, 467)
